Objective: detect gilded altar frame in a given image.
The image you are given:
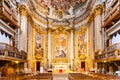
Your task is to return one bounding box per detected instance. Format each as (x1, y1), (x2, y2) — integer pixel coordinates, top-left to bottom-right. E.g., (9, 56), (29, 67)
(51, 26), (70, 63)
(34, 26), (47, 67)
(74, 27), (88, 69)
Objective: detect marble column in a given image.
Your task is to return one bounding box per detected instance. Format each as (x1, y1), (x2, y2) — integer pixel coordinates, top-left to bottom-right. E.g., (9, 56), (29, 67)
(17, 4), (28, 52)
(93, 4), (104, 51)
(48, 28), (52, 68)
(70, 29), (74, 69)
(94, 14), (103, 51)
(20, 15), (28, 51)
(17, 13), (20, 50)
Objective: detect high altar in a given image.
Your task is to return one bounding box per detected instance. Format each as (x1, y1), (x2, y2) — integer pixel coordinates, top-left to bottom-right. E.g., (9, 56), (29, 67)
(33, 25), (88, 73)
(48, 26), (73, 73)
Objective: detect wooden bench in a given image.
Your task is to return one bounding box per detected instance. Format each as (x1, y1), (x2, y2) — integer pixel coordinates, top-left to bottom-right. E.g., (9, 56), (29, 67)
(68, 73), (102, 80)
(23, 72), (53, 80)
(89, 72), (120, 80)
(0, 72), (53, 80)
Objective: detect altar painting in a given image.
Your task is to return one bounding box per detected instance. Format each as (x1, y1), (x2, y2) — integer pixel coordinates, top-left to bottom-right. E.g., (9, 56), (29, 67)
(35, 33), (44, 58)
(78, 32), (87, 57)
(54, 34), (67, 58)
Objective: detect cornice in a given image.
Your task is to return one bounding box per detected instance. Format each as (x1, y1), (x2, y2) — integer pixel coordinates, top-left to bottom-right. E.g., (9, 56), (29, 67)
(32, 14), (47, 25)
(76, 26), (87, 34)
(34, 24), (45, 34)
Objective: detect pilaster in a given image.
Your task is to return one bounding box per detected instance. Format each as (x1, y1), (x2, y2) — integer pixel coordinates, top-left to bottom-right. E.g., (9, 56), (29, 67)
(17, 4), (28, 52)
(47, 28), (52, 68)
(70, 28), (74, 69)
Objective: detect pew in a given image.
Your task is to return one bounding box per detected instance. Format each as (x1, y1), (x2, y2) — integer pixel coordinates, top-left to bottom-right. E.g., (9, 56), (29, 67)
(0, 72), (53, 80)
(89, 72), (120, 80)
(23, 72), (53, 80)
(68, 73), (100, 80)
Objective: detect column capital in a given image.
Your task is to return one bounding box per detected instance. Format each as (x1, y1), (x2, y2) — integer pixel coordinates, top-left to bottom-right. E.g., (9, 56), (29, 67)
(88, 14), (94, 25)
(93, 3), (105, 17)
(27, 14), (34, 26)
(47, 28), (52, 33)
(88, 3), (105, 25)
(69, 28), (74, 33)
(17, 3), (28, 16)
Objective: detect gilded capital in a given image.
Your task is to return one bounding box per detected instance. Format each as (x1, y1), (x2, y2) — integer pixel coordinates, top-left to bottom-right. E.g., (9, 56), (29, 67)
(17, 4), (28, 16)
(27, 14), (34, 25)
(55, 26), (66, 33)
(93, 4), (105, 17)
(47, 28), (52, 33)
(88, 3), (104, 25)
(70, 28), (74, 33)
(88, 14), (94, 25)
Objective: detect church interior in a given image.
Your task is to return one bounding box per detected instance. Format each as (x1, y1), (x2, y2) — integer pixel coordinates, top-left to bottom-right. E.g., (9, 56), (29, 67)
(0, 0), (120, 80)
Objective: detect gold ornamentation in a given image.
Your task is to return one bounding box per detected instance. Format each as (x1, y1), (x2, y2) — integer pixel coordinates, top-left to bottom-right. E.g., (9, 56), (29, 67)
(55, 26), (66, 33)
(34, 24), (45, 34)
(79, 53), (87, 60)
(69, 28), (74, 33)
(17, 4), (28, 16)
(77, 27), (87, 34)
(88, 14), (94, 25)
(35, 54), (43, 59)
(47, 28), (52, 33)
(27, 14), (34, 26)
(53, 32), (67, 58)
(58, 9), (63, 19)
(53, 58), (68, 63)
(88, 3), (104, 24)
(93, 3), (105, 17)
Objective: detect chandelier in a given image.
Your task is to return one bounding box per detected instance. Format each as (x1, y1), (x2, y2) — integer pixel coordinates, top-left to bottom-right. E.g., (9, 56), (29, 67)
(39, 0), (85, 11)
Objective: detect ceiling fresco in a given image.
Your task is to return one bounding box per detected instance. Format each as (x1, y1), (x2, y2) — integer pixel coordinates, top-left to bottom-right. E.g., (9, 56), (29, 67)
(28, 0), (93, 20)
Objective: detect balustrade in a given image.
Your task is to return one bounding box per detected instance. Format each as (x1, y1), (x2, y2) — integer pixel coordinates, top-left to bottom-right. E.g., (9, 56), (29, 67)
(95, 43), (120, 60)
(0, 0), (19, 28)
(103, 0), (120, 28)
(0, 43), (27, 60)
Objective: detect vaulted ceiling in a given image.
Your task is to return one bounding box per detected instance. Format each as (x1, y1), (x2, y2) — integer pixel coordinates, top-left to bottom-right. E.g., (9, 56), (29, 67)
(28, 0), (93, 21)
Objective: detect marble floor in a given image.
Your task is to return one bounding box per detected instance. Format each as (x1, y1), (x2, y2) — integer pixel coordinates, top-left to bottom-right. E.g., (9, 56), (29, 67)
(53, 73), (69, 80)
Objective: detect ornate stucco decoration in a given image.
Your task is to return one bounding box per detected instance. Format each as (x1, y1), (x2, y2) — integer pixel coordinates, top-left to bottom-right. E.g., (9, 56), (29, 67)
(35, 54), (43, 60)
(28, 0), (93, 21)
(17, 3), (28, 16)
(93, 3), (105, 17)
(34, 24), (45, 34)
(88, 13), (94, 25)
(26, 0), (94, 30)
(51, 20), (70, 28)
(55, 26), (66, 33)
(88, 3), (105, 25)
(27, 14), (34, 26)
(53, 58), (68, 63)
(77, 26), (87, 34)
(75, 26), (87, 60)
(79, 53), (87, 60)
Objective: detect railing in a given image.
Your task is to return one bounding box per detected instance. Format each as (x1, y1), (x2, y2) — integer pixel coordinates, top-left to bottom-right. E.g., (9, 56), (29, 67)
(95, 43), (120, 60)
(103, 0), (120, 28)
(0, 0), (19, 28)
(0, 43), (27, 61)
(21, 50), (27, 60)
